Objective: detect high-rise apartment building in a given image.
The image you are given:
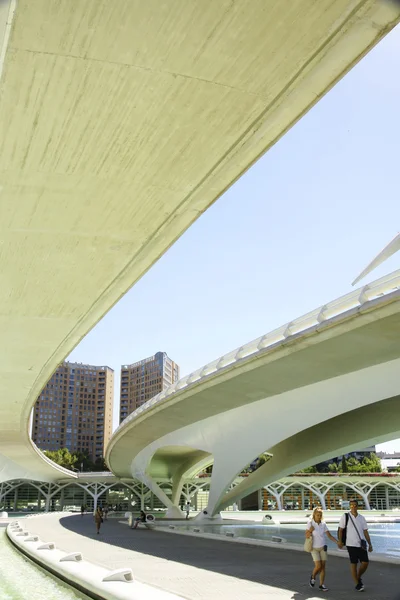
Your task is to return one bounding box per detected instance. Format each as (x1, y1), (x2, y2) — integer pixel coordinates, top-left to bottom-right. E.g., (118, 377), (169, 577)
(32, 362), (114, 462)
(120, 352), (179, 423)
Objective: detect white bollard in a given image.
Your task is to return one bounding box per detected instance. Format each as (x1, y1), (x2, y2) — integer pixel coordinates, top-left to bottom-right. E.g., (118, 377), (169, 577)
(60, 552), (83, 562)
(102, 568), (134, 582)
(37, 542), (55, 550)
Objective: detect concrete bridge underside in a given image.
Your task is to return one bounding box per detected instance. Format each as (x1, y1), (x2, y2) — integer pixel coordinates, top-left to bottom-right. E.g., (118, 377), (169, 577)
(107, 290), (400, 517)
(1, 0), (400, 483)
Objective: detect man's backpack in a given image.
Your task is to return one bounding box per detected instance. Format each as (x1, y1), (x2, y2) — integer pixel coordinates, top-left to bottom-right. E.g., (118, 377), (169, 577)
(337, 512), (349, 545)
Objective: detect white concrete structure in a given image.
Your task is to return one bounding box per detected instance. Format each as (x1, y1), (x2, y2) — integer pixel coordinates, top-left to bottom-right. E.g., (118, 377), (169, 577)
(7, 520), (183, 600)
(1, 1), (399, 484)
(353, 232), (400, 285)
(2, 473), (400, 514)
(107, 270), (400, 517)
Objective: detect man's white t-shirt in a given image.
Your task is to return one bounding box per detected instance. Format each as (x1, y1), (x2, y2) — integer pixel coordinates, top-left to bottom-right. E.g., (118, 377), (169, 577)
(339, 512), (368, 547)
(306, 519), (329, 548)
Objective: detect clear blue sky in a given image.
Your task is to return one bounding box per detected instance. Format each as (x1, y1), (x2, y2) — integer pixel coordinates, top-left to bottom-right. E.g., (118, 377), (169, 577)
(69, 24), (400, 453)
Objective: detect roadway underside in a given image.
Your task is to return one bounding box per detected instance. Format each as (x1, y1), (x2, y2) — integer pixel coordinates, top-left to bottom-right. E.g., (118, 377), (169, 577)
(23, 513), (400, 600)
(1, 0), (400, 484)
(108, 295), (400, 478)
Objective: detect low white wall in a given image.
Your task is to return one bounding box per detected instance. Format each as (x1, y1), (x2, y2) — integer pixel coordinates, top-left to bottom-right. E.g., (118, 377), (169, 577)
(221, 509), (400, 523)
(7, 520), (183, 600)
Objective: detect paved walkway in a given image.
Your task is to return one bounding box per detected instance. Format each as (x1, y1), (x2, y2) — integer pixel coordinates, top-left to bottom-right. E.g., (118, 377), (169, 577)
(24, 514), (399, 600)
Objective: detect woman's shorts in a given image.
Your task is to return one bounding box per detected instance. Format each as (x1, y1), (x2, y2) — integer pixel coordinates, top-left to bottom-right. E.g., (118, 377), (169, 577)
(311, 547), (327, 562)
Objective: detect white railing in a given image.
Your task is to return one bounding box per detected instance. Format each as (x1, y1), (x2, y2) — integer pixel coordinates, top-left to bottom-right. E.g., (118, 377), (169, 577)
(114, 269), (400, 434)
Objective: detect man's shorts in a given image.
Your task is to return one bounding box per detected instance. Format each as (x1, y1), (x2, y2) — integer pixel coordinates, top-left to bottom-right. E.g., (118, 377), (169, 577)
(311, 547), (327, 562)
(347, 546), (369, 564)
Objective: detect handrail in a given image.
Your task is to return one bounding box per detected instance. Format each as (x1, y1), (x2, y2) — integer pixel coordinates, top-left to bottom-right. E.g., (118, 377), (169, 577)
(113, 269), (400, 435)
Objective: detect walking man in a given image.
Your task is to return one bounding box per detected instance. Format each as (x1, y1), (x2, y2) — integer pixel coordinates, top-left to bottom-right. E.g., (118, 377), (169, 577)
(185, 501), (191, 520)
(338, 499), (373, 591)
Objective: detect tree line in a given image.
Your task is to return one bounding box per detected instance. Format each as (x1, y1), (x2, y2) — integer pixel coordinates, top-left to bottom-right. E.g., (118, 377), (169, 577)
(42, 448), (108, 472)
(298, 453), (383, 474)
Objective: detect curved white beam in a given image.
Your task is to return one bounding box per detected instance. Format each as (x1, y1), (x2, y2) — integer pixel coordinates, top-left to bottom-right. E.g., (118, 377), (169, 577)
(1, 0), (400, 482)
(352, 233), (400, 285)
(107, 277), (400, 514)
(219, 395), (400, 511)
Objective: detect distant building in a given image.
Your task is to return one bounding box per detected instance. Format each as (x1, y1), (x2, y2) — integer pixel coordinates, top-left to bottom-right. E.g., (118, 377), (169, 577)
(120, 352), (179, 423)
(32, 362), (114, 462)
(376, 451), (400, 472)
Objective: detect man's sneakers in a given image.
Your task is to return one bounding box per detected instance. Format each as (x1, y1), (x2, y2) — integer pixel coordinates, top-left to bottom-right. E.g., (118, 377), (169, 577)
(355, 579), (365, 592)
(309, 575), (315, 588)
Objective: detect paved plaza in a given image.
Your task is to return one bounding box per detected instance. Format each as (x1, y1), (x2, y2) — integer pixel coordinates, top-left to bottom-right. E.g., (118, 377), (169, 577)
(21, 514), (400, 600)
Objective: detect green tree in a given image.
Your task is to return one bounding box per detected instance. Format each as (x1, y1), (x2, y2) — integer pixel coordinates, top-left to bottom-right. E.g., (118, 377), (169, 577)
(341, 455), (349, 473)
(253, 453), (271, 470)
(356, 453), (382, 473)
(346, 457), (360, 472)
(93, 457), (109, 471)
(72, 450), (96, 472)
(43, 448), (77, 471)
(328, 462), (339, 472)
(297, 465), (318, 474)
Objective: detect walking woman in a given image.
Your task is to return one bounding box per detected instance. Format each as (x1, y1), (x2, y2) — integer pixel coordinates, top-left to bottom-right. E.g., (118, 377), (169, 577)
(305, 506), (339, 592)
(94, 507), (103, 534)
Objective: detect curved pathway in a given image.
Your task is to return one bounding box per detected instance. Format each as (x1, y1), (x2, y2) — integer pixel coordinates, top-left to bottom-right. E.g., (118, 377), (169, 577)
(23, 513), (400, 600)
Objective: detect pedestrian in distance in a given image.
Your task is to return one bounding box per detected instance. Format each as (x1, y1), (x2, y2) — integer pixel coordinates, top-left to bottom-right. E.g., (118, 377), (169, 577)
(185, 501), (191, 520)
(338, 498), (373, 592)
(94, 507), (103, 534)
(80, 504), (85, 517)
(306, 506), (340, 592)
(133, 510), (147, 529)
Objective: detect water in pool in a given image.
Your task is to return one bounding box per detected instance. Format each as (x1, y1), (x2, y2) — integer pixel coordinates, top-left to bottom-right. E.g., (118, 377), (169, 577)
(0, 527), (91, 600)
(170, 521), (400, 558)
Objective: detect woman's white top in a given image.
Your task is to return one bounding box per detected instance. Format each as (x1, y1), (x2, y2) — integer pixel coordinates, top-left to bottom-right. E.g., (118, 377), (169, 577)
(307, 519), (329, 548)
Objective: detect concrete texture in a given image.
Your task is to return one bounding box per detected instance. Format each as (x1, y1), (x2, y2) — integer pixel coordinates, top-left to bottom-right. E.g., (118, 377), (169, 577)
(24, 513), (400, 600)
(107, 290), (400, 515)
(1, 0), (400, 485)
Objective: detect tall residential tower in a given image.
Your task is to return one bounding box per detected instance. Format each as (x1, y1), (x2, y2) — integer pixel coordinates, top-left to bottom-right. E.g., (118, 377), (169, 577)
(32, 362), (114, 463)
(120, 352), (179, 423)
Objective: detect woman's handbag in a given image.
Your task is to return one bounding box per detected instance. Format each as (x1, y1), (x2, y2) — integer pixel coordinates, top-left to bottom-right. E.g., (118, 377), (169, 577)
(304, 536), (313, 552)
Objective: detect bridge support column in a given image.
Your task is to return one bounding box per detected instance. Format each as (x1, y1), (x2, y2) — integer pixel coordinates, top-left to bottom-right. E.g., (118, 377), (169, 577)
(314, 492), (326, 510)
(359, 493), (370, 510)
(132, 469), (183, 518)
(76, 483), (113, 514)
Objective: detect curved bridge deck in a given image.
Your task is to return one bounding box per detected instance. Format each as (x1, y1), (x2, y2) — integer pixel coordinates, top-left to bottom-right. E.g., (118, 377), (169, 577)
(23, 513), (400, 600)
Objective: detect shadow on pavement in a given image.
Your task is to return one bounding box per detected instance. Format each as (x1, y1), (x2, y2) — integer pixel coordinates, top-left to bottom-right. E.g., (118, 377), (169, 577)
(60, 515), (399, 600)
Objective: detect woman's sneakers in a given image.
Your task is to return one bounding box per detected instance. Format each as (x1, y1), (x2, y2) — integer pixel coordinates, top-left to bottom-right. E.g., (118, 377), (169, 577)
(309, 577), (328, 591)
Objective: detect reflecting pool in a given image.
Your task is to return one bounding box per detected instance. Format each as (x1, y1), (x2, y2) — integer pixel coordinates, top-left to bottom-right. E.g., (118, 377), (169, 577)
(0, 527), (90, 600)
